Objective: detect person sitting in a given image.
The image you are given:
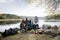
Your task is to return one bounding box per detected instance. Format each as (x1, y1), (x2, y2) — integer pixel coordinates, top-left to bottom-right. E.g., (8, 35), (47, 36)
(20, 18), (28, 32)
(27, 18), (33, 30)
(33, 16), (39, 29)
(28, 18), (32, 27)
(33, 16), (39, 33)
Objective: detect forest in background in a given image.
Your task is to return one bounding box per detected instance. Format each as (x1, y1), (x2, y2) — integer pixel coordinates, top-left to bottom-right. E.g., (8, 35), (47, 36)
(46, 14), (60, 20)
(0, 14), (22, 19)
(0, 14), (22, 25)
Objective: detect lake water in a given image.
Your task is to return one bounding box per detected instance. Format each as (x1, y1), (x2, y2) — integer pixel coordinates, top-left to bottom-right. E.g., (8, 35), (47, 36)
(0, 19), (60, 32)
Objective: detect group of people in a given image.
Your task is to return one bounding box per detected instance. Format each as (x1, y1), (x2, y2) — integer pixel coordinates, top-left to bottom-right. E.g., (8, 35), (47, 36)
(20, 16), (39, 32)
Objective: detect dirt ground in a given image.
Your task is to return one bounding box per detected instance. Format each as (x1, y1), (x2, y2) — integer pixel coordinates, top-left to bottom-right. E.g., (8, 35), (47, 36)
(0, 31), (55, 40)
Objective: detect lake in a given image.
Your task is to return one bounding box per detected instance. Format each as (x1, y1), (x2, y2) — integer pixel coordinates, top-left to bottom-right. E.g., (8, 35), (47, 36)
(0, 19), (60, 32)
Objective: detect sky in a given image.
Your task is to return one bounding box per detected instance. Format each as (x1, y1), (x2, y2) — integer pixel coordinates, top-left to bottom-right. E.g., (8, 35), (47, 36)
(0, 0), (59, 17)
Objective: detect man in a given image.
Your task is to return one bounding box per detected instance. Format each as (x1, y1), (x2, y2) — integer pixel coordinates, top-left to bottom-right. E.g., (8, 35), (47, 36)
(33, 16), (39, 34)
(34, 16), (39, 29)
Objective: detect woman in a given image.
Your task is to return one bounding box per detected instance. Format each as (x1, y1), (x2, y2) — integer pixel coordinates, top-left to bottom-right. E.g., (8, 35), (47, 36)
(20, 18), (28, 32)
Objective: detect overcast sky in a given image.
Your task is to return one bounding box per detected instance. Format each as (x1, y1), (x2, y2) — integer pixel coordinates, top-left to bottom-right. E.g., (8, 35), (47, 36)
(0, 0), (60, 17)
(0, 0), (28, 14)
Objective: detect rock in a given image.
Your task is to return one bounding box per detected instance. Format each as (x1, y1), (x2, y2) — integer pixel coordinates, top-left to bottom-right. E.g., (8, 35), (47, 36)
(1, 28), (19, 37)
(42, 24), (51, 30)
(51, 33), (57, 37)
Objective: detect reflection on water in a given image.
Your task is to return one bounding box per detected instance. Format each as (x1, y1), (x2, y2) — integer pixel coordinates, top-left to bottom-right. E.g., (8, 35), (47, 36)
(39, 20), (60, 27)
(0, 19), (60, 32)
(0, 23), (20, 32)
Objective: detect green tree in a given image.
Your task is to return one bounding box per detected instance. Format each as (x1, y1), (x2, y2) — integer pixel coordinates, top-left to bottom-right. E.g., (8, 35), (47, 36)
(27, 0), (60, 14)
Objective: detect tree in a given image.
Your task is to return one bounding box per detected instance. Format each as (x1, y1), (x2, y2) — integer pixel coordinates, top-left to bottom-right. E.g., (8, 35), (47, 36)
(27, 0), (60, 14)
(44, 0), (59, 14)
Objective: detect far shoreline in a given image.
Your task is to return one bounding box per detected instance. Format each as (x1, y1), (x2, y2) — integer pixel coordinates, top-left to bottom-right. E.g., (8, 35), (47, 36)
(0, 19), (22, 25)
(45, 19), (60, 22)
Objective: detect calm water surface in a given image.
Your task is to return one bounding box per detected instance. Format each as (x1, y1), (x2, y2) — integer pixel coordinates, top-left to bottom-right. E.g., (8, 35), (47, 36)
(0, 19), (60, 32)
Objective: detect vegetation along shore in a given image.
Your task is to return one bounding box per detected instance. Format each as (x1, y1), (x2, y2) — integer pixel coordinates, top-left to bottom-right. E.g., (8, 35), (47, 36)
(0, 14), (23, 25)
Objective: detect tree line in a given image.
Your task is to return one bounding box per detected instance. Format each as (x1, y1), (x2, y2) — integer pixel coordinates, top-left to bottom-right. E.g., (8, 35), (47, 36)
(46, 14), (60, 20)
(0, 14), (22, 19)
(0, 14), (22, 25)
